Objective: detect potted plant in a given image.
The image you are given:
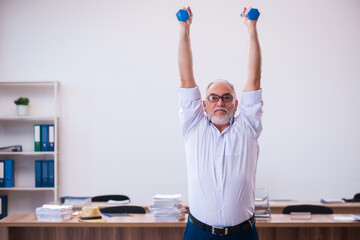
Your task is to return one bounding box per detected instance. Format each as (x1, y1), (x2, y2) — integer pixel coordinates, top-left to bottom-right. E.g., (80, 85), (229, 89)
(14, 97), (30, 116)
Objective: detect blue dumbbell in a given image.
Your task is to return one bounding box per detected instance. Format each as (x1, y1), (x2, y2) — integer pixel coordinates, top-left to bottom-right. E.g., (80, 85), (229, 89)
(241, 8), (260, 20)
(177, 9), (190, 22)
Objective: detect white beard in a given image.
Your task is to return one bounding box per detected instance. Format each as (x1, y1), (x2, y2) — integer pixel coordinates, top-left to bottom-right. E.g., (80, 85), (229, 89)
(211, 112), (232, 125)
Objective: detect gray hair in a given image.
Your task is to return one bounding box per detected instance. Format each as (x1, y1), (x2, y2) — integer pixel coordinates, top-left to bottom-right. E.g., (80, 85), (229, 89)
(205, 79), (237, 97)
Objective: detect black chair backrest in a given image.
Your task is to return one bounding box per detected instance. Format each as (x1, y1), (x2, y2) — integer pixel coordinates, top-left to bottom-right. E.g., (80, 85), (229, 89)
(92, 195), (130, 202)
(282, 204), (333, 214)
(100, 206), (146, 214)
(343, 193), (360, 202)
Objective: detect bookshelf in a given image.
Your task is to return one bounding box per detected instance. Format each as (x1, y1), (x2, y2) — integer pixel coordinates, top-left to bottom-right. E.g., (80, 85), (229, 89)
(0, 81), (60, 214)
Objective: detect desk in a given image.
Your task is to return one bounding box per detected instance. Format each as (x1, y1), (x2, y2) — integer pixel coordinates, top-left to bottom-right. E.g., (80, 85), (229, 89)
(269, 201), (360, 214)
(1, 214), (359, 240)
(59, 201), (360, 214)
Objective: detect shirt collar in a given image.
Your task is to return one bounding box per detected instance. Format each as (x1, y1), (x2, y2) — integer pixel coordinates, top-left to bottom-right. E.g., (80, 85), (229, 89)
(207, 116), (235, 133)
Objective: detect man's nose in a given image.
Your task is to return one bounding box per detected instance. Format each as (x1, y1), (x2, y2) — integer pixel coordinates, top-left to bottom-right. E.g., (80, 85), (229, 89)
(216, 98), (225, 107)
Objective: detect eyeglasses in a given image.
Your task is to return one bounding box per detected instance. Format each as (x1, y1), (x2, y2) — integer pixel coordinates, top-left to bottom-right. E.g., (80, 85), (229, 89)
(207, 94), (234, 103)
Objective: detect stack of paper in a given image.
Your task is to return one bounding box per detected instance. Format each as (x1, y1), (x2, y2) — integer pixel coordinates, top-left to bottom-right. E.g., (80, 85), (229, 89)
(36, 204), (73, 222)
(107, 199), (130, 204)
(149, 194), (185, 221)
(61, 196), (91, 206)
(254, 188), (271, 220)
(320, 198), (345, 204)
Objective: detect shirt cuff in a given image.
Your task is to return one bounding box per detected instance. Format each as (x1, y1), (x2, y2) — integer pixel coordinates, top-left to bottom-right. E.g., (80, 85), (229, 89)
(179, 86), (201, 101)
(241, 89), (262, 105)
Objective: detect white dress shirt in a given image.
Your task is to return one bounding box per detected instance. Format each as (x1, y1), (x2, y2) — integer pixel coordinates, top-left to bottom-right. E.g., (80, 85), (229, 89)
(179, 86), (263, 227)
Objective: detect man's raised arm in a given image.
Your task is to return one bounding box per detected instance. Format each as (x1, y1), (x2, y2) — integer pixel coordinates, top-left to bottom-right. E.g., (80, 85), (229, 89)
(178, 7), (196, 89)
(242, 7), (262, 92)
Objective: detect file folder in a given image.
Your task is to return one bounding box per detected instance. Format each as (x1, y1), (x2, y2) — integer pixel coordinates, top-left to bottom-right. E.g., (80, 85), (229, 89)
(41, 125), (49, 152)
(48, 160), (54, 187)
(34, 124), (42, 152)
(4, 160), (14, 188)
(0, 161), (4, 187)
(42, 160), (48, 187)
(35, 160), (42, 187)
(48, 125), (55, 152)
(0, 195), (8, 219)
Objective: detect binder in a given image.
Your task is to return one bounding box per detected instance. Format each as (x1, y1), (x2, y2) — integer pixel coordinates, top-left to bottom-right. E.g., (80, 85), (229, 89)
(34, 124), (42, 152)
(4, 160), (14, 188)
(0, 195), (8, 219)
(48, 124), (55, 152)
(35, 160), (42, 187)
(41, 125), (49, 152)
(42, 160), (48, 187)
(48, 160), (54, 187)
(0, 160), (4, 187)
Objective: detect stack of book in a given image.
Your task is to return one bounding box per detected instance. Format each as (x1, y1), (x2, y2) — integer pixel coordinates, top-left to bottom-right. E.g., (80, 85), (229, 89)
(36, 204), (73, 222)
(254, 188), (271, 220)
(149, 194), (185, 222)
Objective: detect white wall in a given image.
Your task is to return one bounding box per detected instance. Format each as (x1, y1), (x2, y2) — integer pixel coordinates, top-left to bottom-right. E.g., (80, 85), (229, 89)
(0, 0), (359, 212)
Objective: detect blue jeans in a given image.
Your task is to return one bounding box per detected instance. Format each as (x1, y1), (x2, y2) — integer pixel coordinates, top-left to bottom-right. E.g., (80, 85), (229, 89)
(183, 219), (259, 240)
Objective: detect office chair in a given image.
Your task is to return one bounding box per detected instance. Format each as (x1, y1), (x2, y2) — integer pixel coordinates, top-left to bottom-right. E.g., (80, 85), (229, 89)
(100, 206), (146, 214)
(91, 194), (130, 202)
(282, 204), (333, 214)
(343, 193), (360, 202)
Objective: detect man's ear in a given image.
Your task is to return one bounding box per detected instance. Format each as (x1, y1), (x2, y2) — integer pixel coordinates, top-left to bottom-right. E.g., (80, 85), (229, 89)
(235, 99), (239, 112)
(202, 100), (206, 112)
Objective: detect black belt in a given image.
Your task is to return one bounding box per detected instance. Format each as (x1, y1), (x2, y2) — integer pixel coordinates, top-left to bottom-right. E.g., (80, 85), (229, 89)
(188, 212), (255, 236)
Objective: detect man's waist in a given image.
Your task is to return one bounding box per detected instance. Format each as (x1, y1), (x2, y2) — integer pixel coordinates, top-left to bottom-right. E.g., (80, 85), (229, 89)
(188, 212), (255, 236)
(188, 201), (255, 225)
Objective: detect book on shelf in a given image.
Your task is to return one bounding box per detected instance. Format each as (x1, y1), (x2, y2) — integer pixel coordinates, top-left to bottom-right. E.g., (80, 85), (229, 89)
(48, 160), (54, 187)
(34, 124), (55, 152)
(4, 160), (14, 188)
(48, 125), (55, 151)
(0, 195), (8, 219)
(34, 124), (41, 152)
(0, 161), (4, 187)
(42, 160), (48, 187)
(35, 160), (54, 188)
(35, 160), (42, 187)
(41, 125), (49, 151)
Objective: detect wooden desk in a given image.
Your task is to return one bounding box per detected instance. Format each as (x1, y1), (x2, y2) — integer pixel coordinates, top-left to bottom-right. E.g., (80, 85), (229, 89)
(55, 200), (360, 214)
(269, 201), (360, 214)
(1, 214), (359, 240)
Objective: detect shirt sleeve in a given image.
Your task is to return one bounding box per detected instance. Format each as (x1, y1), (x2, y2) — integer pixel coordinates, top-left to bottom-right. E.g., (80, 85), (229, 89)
(236, 89), (263, 138)
(179, 87), (204, 138)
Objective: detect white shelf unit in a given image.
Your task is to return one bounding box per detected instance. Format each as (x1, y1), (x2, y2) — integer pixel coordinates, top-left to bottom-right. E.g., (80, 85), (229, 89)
(0, 81), (60, 214)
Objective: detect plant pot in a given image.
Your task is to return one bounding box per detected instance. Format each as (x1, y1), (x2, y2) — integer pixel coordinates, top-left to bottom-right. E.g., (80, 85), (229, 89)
(16, 105), (28, 116)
